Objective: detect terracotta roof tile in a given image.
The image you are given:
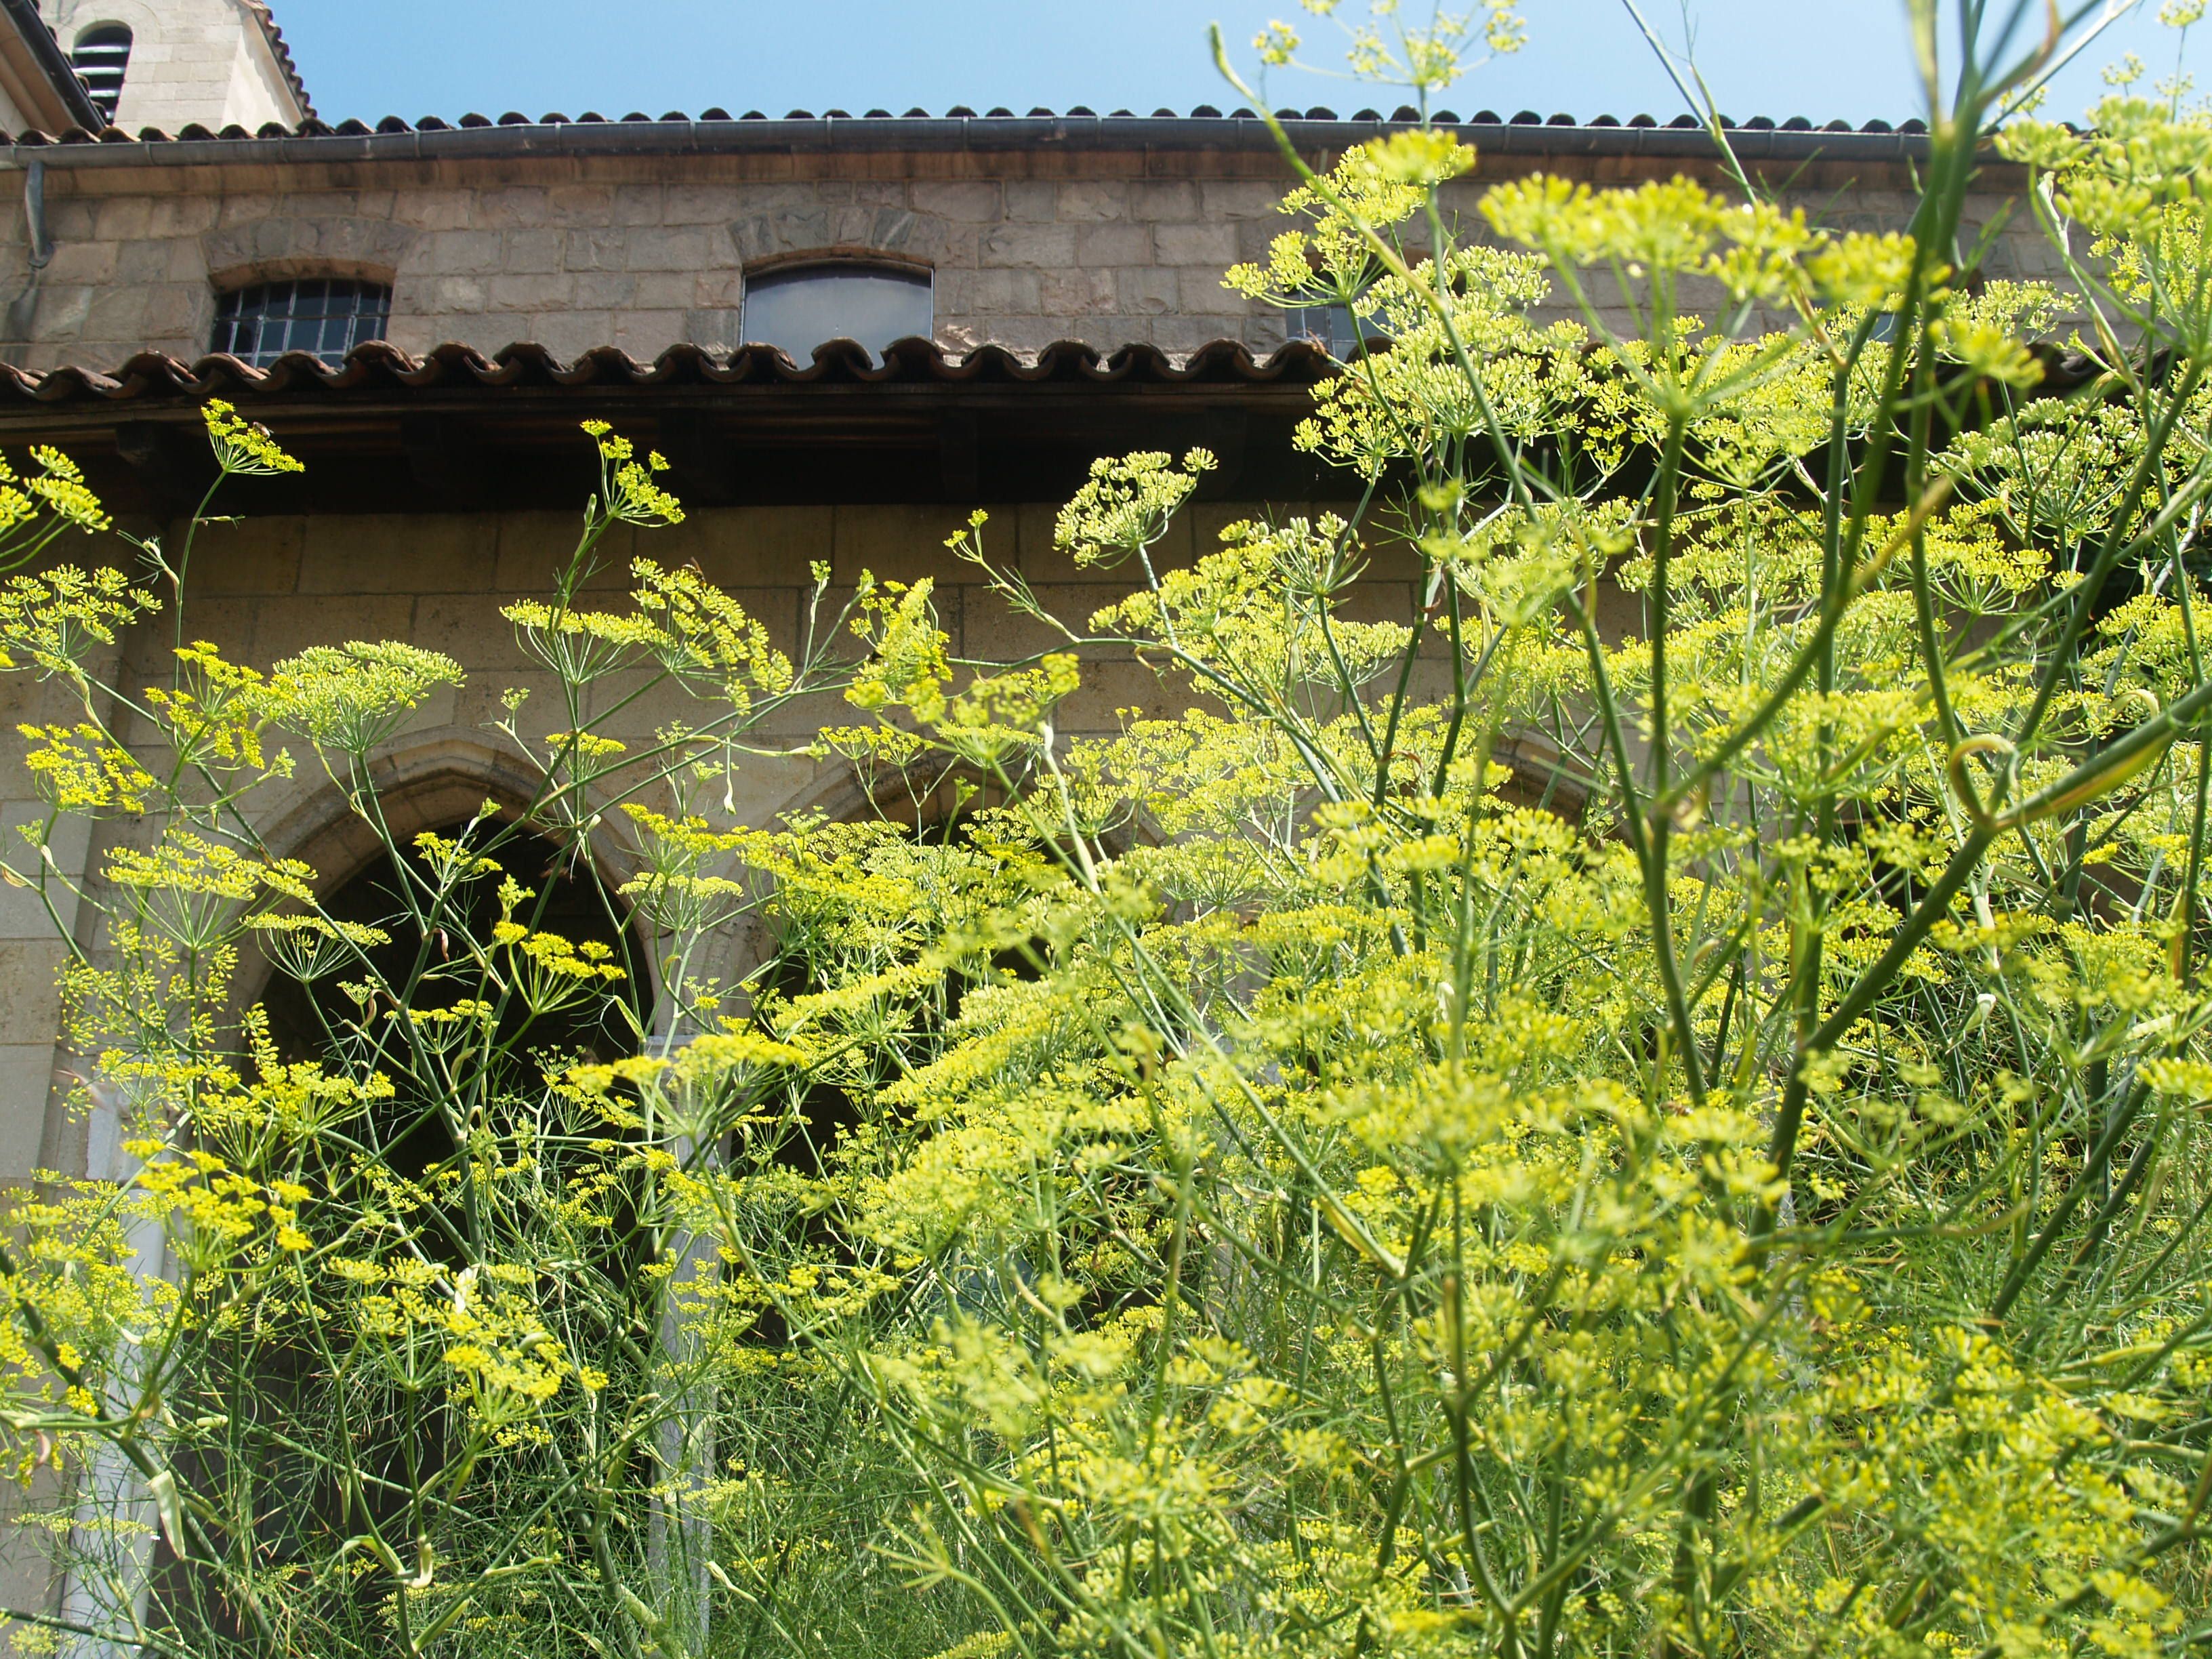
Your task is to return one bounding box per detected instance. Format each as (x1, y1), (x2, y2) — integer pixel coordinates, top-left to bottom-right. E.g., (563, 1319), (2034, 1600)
(0, 106), (1954, 153)
(0, 336), (1341, 407)
(2, 335), (2100, 411)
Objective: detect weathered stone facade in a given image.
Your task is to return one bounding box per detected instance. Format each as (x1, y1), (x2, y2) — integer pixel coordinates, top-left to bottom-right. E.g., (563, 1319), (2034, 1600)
(0, 123), (2059, 369)
(0, 111), (2062, 1188)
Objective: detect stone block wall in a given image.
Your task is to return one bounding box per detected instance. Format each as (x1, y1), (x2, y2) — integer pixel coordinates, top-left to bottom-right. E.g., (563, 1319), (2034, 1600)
(0, 127), (2085, 1211)
(0, 667), (92, 1177)
(0, 495), (1433, 1188)
(0, 142), (2064, 371)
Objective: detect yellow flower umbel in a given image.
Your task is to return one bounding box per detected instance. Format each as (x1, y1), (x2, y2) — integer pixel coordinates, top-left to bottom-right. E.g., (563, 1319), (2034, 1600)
(581, 419), (684, 525)
(201, 398), (305, 474)
(253, 640), (464, 755)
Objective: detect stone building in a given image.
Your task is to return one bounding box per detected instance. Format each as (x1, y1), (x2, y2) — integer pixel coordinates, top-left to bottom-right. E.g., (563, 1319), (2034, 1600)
(0, 0), (2076, 1631)
(0, 0), (2066, 1187)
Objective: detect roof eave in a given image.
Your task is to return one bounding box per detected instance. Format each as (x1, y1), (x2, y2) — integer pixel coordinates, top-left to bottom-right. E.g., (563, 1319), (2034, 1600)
(0, 112), (1944, 167)
(0, 337), (1349, 512)
(0, 336), (1342, 403)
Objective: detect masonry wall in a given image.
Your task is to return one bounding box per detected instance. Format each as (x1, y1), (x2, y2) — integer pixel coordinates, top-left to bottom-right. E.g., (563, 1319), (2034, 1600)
(0, 143), (2067, 371)
(0, 133), (2085, 1184)
(0, 494), (1431, 1189)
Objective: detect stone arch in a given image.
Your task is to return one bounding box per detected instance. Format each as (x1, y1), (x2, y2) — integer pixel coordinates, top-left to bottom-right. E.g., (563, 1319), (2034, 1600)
(726, 202), (950, 268)
(48, 0), (159, 61)
(237, 737), (658, 1028)
(777, 749), (979, 830)
(737, 245), (935, 280)
(68, 20), (132, 123)
(254, 737), (551, 891)
(199, 216), (417, 293)
(139, 741), (660, 1647)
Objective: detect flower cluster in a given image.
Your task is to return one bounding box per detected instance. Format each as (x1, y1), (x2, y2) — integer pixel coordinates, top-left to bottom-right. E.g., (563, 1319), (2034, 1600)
(17, 721), (156, 813)
(0, 447), (111, 572)
(253, 639), (464, 754)
(1053, 449), (1216, 569)
(581, 419), (684, 525)
(0, 565), (157, 678)
(201, 398), (305, 474)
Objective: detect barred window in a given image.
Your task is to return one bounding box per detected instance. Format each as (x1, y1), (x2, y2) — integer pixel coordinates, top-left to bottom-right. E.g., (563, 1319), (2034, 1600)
(70, 24), (131, 124)
(741, 263), (931, 361)
(211, 279), (392, 367)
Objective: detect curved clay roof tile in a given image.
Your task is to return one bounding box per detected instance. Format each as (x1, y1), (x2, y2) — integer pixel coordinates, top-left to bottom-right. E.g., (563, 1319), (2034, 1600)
(0, 337), (1343, 406)
(0, 106), (1957, 146)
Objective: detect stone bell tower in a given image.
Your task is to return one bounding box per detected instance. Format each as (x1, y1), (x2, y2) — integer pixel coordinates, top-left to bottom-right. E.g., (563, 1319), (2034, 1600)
(39, 0), (308, 132)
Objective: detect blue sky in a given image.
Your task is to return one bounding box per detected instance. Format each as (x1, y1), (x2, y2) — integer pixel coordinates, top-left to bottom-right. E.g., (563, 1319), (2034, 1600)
(274, 1), (2180, 129)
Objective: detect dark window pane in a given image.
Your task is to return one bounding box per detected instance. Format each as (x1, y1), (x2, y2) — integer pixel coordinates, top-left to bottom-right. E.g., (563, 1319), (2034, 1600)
(742, 264), (932, 362)
(211, 279), (393, 367)
(1288, 295), (1387, 359)
(71, 26), (131, 124)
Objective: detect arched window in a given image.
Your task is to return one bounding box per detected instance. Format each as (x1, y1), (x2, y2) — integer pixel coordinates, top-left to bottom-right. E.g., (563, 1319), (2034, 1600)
(211, 279), (393, 366)
(155, 822), (650, 1649)
(741, 262), (931, 361)
(261, 819), (642, 1082)
(70, 24), (131, 123)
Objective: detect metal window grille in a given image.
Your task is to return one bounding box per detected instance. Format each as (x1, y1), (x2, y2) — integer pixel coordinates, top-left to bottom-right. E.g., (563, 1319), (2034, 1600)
(70, 26), (131, 124)
(211, 280), (393, 367)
